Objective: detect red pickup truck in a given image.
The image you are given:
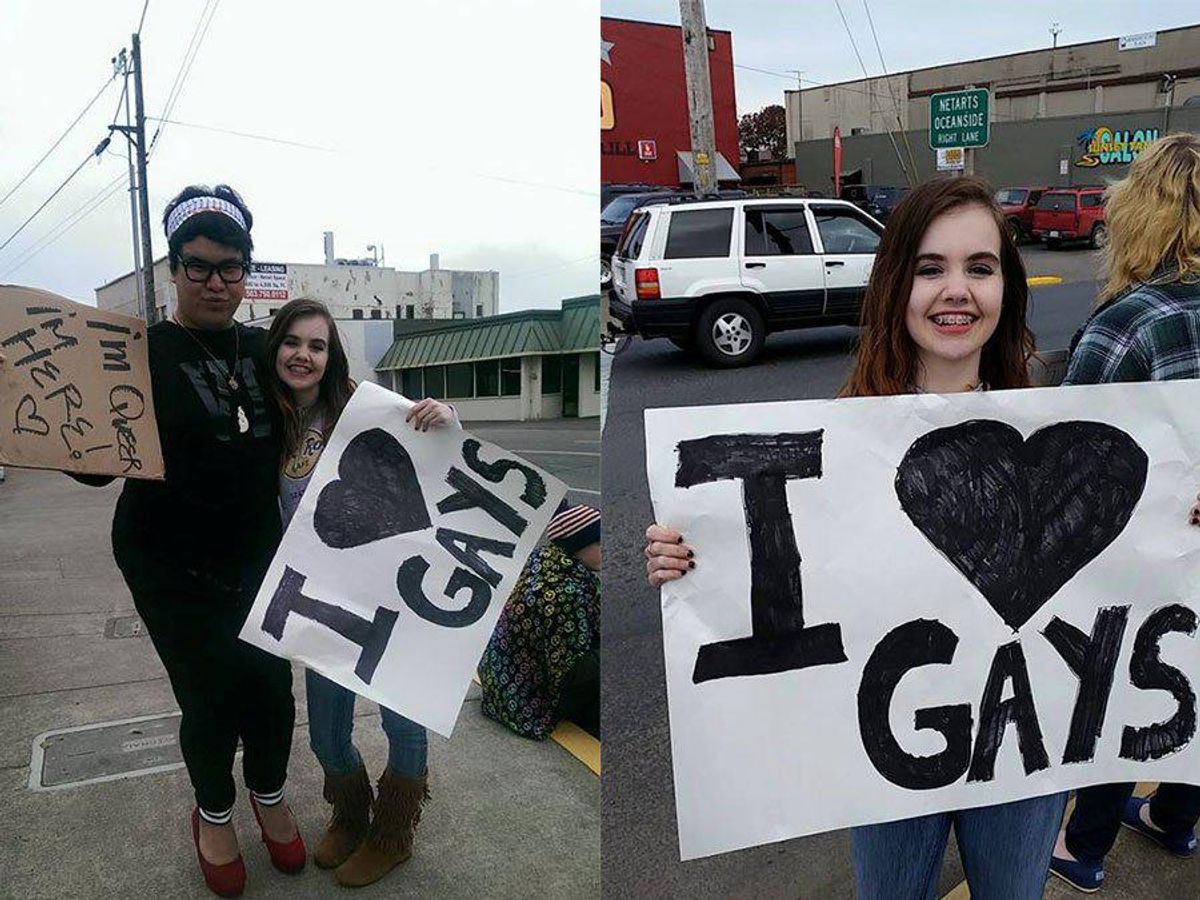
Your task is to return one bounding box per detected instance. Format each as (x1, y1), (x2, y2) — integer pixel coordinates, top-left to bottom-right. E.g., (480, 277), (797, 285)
(995, 186), (1048, 243)
(1031, 187), (1107, 249)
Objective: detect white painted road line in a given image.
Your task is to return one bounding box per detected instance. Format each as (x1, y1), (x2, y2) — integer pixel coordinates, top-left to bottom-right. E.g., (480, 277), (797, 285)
(513, 450), (600, 457)
(568, 487), (600, 496)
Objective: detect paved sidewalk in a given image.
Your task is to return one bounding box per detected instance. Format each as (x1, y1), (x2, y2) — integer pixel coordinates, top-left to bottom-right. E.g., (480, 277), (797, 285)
(0, 468), (599, 899)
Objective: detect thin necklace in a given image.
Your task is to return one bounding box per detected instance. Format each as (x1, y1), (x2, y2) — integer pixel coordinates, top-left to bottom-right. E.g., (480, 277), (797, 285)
(171, 315), (250, 433)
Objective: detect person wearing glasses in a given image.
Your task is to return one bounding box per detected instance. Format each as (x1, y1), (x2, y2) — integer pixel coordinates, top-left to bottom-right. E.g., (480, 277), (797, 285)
(76, 184), (303, 897)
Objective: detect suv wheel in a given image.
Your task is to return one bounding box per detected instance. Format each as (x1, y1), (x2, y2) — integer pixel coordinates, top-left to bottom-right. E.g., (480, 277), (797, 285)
(695, 298), (765, 367)
(1007, 217), (1023, 244)
(1089, 222), (1107, 249)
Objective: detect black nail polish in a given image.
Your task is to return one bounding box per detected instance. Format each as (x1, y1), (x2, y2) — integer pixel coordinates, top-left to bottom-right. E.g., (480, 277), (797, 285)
(687, 550), (694, 558)
(688, 560), (695, 569)
(676, 537), (684, 544)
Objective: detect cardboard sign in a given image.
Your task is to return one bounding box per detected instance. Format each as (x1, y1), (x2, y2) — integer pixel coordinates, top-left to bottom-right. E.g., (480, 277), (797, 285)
(239, 382), (568, 737)
(0, 286), (163, 480)
(645, 381), (1200, 860)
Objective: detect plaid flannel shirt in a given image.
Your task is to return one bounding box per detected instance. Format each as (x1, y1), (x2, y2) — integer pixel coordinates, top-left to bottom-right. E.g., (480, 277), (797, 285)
(1063, 274), (1200, 386)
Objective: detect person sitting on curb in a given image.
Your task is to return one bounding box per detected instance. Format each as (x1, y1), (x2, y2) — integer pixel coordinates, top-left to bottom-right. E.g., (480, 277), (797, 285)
(480, 502), (601, 741)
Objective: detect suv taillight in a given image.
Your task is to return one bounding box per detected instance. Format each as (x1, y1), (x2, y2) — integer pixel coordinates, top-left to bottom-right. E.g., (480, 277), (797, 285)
(635, 268), (661, 300)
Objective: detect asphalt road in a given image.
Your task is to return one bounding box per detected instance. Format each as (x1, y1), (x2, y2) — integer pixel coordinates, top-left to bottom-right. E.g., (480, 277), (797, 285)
(599, 278), (1102, 898)
(470, 418), (600, 508)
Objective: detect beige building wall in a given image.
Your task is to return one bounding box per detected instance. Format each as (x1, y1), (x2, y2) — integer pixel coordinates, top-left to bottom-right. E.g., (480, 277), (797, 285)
(786, 24), (1199, 144)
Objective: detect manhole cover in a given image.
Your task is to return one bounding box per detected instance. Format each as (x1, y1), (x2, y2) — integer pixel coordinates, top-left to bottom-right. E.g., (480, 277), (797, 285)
(103, 615), (144, 639)
(31, 713), (183, 790)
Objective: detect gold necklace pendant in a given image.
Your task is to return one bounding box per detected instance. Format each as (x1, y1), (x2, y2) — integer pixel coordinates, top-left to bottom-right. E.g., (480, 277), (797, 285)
(236, 405), (249, 434)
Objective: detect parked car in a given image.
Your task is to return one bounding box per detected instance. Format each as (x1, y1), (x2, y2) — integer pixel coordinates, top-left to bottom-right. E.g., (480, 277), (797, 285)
(600, 188), (746, 290)
(994, 186), (1048, 243)
(839, 184), (908, 223)
(1031, 187), (1107, 249)
(600, 182), (662, 210)
(610, 197), (883, 367)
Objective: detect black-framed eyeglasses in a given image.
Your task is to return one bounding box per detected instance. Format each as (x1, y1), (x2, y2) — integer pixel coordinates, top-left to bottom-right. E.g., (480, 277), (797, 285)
(182, 258), (247, 284)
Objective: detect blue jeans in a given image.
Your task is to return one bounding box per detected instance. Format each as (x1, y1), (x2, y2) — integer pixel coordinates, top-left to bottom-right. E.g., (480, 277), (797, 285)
(851, 792), (1068, 900)
(305, 669), (427, 779)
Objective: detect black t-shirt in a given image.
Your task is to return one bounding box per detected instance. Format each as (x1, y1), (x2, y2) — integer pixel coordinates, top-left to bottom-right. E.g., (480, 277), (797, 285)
(112, 320), (282, 587)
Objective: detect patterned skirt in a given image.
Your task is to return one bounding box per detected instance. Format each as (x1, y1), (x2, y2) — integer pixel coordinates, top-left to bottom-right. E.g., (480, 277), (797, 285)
(479, 543), (600, 740)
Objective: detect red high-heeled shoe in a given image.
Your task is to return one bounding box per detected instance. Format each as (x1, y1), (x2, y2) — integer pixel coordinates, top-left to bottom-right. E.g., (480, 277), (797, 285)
(250, 797), (307, 874)
(191, 808), (246, 898)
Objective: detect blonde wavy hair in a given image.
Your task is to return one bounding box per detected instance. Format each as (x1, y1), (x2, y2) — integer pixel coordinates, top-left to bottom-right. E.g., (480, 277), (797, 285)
(1099, 132), (1200, 304)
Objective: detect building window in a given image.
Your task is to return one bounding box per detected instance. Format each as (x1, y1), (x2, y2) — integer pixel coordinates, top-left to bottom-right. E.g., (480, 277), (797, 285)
(475, 360), (500, 397)
(500, 357), (522, 396)
(396, 305), (403, 318)
(541, 355), (561, 394)
(401, 368), (423, 399)
(352, 309), (363, 320)
(422, 366), (446, 399)
(476, 304), (483, 317)
(446, 363), (474, 398)
(593, 352), (600, 391)
(405, 304), (415, 319)
(370, 309), (381, 319)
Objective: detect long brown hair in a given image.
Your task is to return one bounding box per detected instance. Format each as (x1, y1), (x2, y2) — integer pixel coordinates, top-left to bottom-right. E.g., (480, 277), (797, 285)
(840, 176), (1035, 397)
(266, 298), (355, 461)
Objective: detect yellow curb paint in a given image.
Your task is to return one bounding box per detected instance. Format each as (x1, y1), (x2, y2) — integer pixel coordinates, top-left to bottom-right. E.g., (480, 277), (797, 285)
(941, 783), (1161, 900)
(551, 721), (601, 776)
(1027, 276), (1064, 286)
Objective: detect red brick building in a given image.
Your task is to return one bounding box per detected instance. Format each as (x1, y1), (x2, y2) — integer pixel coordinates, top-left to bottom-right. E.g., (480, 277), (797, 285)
(601, 17), (741, 187)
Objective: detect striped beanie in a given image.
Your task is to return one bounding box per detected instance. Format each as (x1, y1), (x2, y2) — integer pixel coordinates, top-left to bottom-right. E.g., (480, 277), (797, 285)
(547, 501), (601, 555)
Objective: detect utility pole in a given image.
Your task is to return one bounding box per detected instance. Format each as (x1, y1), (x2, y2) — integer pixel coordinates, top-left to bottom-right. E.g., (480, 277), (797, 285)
(131, 33), (157, 323)
(679, 0), (718, 197)
(113, 49), (145, 321)
(1051, 22), (1061, 49)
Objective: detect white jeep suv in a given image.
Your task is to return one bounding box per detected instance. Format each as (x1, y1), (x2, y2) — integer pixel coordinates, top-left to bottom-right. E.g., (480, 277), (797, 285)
(610, 197), (883, 366)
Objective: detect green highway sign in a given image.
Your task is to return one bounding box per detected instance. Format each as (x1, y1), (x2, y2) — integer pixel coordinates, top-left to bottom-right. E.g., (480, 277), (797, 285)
(929, 88), (990, 150)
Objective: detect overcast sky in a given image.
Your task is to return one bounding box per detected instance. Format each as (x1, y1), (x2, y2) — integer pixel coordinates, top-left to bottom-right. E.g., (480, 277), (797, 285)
(1, 1), (597, 311)
(602, 0), (1198, 114)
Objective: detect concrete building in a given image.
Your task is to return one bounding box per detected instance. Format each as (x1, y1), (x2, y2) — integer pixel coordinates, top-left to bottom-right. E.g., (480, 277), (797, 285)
(785, 24), (1200, 189)
(95, 249), (499, 326)
(375, 296), (601, 422)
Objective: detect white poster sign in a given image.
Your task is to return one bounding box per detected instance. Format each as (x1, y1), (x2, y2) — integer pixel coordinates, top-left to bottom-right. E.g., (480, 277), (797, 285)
(646, 381), (1200, 860)
(240, 382), (567, 736)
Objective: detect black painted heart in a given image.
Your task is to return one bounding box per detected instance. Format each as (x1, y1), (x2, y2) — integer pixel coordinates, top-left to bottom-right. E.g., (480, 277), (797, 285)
(895, 419), (1148, 631)
(314, 428), (432, 549)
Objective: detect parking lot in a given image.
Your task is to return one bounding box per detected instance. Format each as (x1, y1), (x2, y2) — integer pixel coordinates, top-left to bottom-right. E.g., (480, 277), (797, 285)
(0, 417), (599, 899)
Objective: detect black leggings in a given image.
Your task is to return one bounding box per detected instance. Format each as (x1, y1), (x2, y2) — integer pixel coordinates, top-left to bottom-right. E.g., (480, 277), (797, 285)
(122, 562), (295, 814)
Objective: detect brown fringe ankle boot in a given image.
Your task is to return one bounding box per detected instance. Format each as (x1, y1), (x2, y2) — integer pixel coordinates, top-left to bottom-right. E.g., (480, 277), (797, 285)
(314, 766), (373, 870)
(334, 769), (430, 887)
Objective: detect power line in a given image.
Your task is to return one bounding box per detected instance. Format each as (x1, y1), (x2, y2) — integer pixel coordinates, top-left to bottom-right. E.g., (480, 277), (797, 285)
(831, 0), (911, 184)
(862, 0), (920, 178)
(149, 0), (222, 155)
(145, 117), (337, 152)
(0, 139), (112, 253)
(0, 173), (128, 280)
(137, 0), (151, 35)
(0, 74), (116, 210)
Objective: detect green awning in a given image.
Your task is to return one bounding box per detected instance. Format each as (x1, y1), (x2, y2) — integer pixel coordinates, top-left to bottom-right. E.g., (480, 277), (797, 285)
(376, 295), (600, 371)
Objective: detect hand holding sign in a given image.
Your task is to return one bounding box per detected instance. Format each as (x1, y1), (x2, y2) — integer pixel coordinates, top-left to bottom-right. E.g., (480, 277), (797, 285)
(0, 286), (163, 479)
(240, 382), (566, 737)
